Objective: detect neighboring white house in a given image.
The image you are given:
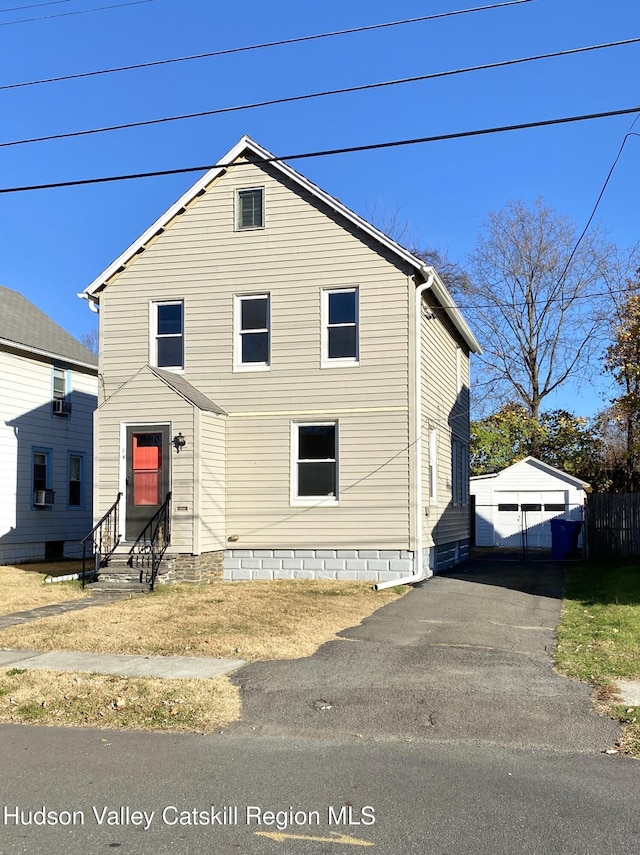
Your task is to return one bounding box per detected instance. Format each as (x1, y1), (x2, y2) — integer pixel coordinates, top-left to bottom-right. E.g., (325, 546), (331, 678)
(0, 286), (98, 563)
(470, 456), (590, 549)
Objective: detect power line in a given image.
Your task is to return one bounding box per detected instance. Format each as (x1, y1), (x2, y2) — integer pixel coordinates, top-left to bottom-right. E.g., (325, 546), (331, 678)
(0, 0), (70, 14)
(3, 36), (639, 150)
(0, 104), (637, 194)
(0, 0), (157, 26)
(0, 0), (533, 90)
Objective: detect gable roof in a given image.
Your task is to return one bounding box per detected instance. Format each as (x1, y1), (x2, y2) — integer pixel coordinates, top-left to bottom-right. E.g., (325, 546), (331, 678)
(470, 456), (591, 490)
(0, 285), (98, 370)
(79, 135), (480, 354)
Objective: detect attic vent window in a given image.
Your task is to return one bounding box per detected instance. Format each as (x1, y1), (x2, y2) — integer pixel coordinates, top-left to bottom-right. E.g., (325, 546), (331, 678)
(236, 187), (264, 230)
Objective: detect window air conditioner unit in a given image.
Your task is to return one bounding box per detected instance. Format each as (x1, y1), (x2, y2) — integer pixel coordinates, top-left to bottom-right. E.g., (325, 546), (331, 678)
(53, 399), (72, 416)
(34, 489), (55, 507)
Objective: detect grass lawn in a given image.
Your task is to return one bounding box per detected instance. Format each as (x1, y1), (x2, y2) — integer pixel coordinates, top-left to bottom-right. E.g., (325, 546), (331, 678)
(0, 579), (405, 733)
(555, 559), (640, 755)
(0, 562), (87, 616)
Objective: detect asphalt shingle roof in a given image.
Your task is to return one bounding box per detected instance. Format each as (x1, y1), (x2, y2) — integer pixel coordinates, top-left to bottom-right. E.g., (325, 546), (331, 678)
(0, 285), (97, 368)
(150, 367), (227, 415)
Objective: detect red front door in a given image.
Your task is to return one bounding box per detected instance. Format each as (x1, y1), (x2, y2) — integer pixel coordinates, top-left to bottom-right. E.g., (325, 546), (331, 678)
(125, 425), (170, 540)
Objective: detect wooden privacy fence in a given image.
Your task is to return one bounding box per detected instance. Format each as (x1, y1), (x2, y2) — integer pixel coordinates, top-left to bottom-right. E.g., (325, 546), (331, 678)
(586, 493), (640, 558)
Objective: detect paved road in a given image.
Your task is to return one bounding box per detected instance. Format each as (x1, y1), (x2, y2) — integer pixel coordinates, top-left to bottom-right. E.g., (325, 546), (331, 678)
(1, 556), (636, 854)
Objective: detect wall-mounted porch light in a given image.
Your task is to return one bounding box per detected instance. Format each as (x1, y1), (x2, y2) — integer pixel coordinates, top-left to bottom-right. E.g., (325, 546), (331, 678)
(173, 432), (186, 453)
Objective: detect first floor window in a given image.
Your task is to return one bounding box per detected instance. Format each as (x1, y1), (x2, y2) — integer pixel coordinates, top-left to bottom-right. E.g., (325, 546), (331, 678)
(33, 451), (49, 491)
(68, 454), (83, 507)
(236, 187), (264, 230)
(452, 440), (469, 507)
(429, 429), (437, 501)
(153, 301), (184, 369)
(323, 287), (359, 364)
(236, 294), (270, 367)
(293, 423), (338, 502)
(33, 449), (53, 506)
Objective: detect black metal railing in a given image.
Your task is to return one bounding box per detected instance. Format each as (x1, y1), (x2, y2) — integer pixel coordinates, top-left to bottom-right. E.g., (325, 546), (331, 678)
(128, 492), (172, 591)
(81, 493), (122, 588)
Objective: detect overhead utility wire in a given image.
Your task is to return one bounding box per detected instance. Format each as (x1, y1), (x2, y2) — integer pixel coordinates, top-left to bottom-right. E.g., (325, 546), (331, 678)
(0, 0), (156, 26)
(0, 0), (70, 14)
(3, 36), (639, 150)
(1, 105), (638, 195)
(0, 0), (533, 89)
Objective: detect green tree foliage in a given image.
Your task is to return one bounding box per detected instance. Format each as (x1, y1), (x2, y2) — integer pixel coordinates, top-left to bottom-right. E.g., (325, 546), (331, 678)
(603, 289), (640, 490)
(471, 403), (600, 482)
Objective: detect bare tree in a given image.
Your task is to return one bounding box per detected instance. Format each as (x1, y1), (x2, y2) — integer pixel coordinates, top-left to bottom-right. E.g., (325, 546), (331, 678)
(80, 326), (98, 355)
(464, 198), (612, 425)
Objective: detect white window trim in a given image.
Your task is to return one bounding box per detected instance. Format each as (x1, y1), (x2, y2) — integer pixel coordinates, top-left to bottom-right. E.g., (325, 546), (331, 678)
(321, 287), (360, 368)
(429, 428), (437, 502)
(235, 186), (265, 231)
(150, 300), (184, 372)
(234, 293), (271, 372)
(290, 421), (339, 506)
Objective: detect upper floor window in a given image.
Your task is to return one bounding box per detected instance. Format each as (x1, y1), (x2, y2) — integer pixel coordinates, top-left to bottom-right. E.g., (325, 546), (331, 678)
(322, 287), (359, 366)
(52, 366), (71, 416)
(236, 187), (264, 230)
(153, 301), (184, 370)
(235, 294), (270, 369)
(292, 423), (338, 504)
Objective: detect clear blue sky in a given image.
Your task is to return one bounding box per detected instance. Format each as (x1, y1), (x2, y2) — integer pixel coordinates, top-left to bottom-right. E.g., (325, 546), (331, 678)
(1, 0), (638, 416)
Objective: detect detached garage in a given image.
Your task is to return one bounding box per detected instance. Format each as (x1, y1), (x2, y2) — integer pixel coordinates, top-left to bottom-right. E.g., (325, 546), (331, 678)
(471, 457), (590, 550)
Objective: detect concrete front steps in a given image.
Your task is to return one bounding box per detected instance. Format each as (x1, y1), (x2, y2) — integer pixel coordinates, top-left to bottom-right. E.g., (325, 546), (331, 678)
(87, 548), (155, 593)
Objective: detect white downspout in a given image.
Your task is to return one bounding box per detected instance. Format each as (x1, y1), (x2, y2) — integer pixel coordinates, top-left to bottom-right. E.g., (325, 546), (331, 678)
(376, 273), (435, 590)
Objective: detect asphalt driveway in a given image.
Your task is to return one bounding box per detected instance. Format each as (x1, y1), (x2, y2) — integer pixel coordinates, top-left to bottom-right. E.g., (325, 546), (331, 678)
(229, 553), (620, 753)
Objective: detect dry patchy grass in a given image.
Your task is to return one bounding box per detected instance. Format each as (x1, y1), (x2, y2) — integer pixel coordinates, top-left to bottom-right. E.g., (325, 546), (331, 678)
(0, 562), (87, 616)
(0, 579), (404, 661)
(0, 668), (239, 733)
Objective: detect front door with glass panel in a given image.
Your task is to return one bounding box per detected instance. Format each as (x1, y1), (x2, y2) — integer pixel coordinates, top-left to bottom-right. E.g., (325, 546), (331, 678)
(125, 426), (170, 541)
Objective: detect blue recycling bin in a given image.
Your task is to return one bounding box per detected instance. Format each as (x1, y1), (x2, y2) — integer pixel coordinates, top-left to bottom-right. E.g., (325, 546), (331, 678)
(550, 518), (582, 559)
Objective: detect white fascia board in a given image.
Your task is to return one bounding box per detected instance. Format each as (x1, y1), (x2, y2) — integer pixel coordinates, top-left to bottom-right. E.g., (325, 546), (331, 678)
(420, 266), (482, 355)
(0, 338), (98, 373)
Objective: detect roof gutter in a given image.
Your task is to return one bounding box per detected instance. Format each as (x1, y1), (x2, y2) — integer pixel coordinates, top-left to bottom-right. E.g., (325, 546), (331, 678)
(375, 272), (437, 591)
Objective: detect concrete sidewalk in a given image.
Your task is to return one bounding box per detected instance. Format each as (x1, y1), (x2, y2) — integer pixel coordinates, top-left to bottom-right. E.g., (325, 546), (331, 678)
(0, 648), (245, 679)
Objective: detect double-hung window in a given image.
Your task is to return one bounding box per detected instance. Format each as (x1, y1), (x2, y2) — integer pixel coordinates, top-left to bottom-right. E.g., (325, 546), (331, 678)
(236, 294), (270, 369)
(236, 188), (264, 230)
(33, 448), (54, 506)
(429, 429), (437, 502)
(451, 440), (469, 507)
(68, 453), (83, 507)
(153, 301), (184, 370)
(52, 366), (71, 416)
(323, 287), (359, 365)
(292, 423), (338, 504)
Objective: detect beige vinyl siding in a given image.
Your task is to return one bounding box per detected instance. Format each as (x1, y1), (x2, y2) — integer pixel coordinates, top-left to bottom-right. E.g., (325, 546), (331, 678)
(98, 161), (410, 416)
(94, 368), (195, 550)
(96, 159), (415, 553)
(197, 411), (226, 552)
(226, 409), (410, 549)
(419, 294), (471, 548)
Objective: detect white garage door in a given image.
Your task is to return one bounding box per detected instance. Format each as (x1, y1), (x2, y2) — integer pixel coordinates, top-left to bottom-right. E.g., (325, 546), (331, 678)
(494, 491), (566, 548)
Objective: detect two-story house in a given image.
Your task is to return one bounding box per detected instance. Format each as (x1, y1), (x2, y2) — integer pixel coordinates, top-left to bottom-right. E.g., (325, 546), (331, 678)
(0, 286), (98, 563)
(80, 136), (480, 587)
